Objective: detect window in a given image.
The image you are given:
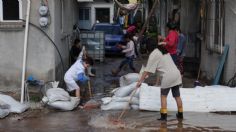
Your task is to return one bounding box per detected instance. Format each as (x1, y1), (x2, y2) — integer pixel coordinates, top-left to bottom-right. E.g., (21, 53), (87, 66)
(0, 0), (22, 21)
(206, 0), (224, 53)
(95, 8), (110, 23)
(79, 8), (90, 21)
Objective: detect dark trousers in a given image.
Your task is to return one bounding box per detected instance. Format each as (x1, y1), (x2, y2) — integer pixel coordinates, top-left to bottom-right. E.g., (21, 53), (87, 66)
(171, 53), (178, 65)
(119, 55), (136, 72)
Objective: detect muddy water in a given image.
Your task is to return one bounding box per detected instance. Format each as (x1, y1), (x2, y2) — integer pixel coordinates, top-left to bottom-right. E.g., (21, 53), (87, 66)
(1, 109), (236, 131)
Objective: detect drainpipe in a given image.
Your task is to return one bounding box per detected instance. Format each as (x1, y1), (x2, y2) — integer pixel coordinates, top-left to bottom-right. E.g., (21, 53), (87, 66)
(20, 0), (31, 103)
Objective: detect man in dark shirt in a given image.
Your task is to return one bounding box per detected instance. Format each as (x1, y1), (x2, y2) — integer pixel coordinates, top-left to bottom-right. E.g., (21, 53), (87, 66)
(70, 39), (95, 77)
(70, 39), (82, 66)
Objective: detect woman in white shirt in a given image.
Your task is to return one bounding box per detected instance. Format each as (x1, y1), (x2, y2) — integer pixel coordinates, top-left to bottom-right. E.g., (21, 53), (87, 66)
(136, 45), (183, 121)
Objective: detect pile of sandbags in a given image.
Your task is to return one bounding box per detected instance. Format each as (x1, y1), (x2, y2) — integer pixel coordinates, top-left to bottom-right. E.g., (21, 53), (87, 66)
(0, 94), (29, 119)
(102, 76), (236, 112)
(119, 73), (140, 87)
(42, 82), (80, 111)
(101, 82), (148, 110)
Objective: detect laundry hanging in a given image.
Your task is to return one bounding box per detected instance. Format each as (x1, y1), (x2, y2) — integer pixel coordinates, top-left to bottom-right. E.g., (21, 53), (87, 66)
(114, 0), (139, 11)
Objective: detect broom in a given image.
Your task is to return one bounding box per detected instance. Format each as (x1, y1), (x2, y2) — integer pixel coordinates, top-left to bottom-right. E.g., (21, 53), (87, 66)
(194, 64), (201, 87)
(110, 86), (139, 125)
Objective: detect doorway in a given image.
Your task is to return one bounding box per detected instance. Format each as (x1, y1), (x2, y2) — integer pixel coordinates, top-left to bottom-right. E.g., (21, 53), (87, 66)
(78, 7), (91, 30)
(95, 8), (110, 23)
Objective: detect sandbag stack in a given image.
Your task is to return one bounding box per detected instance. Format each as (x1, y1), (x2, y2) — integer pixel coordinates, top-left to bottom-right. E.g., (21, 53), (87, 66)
(0, 94), (29, 118)
(101, 82), (148, 110)
(42, 82), (80, 111)
(119, 73), (140, 87)
(101, 73), (236, 112)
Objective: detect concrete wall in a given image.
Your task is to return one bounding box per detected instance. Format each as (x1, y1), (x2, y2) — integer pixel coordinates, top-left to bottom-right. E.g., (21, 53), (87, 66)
(180, 0), (201, 58)
(51, 0), (79, 83)
(0, 0), (79, 91)
(201, 0), (236, 83)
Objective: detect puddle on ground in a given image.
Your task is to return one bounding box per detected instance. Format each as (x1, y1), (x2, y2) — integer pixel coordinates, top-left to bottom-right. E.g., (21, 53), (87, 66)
(87, 111), (235, 131)
(89, 113), (124, 129)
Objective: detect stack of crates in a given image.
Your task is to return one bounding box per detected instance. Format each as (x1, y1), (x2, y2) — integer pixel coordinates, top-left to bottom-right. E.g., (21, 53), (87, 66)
(80, 31), (105, 62)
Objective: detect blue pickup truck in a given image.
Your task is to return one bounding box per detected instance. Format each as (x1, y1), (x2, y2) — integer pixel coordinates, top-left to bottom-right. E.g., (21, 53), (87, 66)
(92, 23), (125, 54)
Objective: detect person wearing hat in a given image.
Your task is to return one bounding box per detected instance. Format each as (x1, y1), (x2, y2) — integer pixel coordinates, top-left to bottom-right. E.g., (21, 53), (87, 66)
(136, 44), (183, 121)
(158, 22), (179, 65)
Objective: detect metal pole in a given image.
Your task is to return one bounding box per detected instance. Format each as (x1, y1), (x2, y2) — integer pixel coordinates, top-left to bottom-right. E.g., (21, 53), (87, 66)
(21, 0), (31, 103)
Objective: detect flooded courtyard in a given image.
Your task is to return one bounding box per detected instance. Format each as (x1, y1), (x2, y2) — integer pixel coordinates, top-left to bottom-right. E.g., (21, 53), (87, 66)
(1, 56), (236, 131)
(1, 109), (236, 131)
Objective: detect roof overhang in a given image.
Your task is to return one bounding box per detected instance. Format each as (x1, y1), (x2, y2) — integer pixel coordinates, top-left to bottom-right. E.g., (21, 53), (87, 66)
(77, 0), (93, 2)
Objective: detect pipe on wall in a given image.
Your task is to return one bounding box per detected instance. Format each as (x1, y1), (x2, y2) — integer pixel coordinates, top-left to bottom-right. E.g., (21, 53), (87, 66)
(21, 0), (31, 103)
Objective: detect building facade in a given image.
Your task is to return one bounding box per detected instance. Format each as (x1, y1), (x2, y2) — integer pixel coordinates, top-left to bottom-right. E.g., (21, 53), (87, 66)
(0, 0), (79, 91)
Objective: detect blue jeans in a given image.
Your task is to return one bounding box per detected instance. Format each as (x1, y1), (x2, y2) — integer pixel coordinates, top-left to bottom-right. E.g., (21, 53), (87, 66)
(119, 55), (136, 72)
(171, 53), (178, 66)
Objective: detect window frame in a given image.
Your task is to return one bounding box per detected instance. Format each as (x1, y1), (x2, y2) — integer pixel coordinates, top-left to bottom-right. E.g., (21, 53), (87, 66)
(79, 8), (90, 21)
(0, 0), (23, 22)
(206, 0), (224, 54)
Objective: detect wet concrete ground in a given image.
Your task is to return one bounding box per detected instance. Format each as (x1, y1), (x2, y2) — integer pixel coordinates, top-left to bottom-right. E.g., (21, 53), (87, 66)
(1, 56), (236, 131)
(1, 109), (236, 131)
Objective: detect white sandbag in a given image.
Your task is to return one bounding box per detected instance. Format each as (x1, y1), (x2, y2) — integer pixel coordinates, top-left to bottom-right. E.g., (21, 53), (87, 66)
(41, 96), (49, 104)
(46, 88), (70, 103)
(131, 105), (139, 110)
(48, 97), (80, 111)
(139, 86), (161, 111)
(0, 100), (10, 109)
(119, 73), (140, 87)
(110, 88), (119, 94)
(101, 101), (130, 110)
(133, 88), (140, 98)
(114, 82), (148, 97)
(112, 96), (139, 105)
(51, 81), (59, 88)
(140, 85), (236, 112)
(0, 109), (9, 118)
(195, 86), (236, 112)
(101, 97), (112, 105)
(0, 94), (29, 113)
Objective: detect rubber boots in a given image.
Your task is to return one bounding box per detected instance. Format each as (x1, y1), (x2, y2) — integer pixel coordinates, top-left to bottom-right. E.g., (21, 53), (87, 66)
(176, 112), (183, 119)
(176, 107), (183, 119)
(158, 108), (167, 121)
(158, 113), (167, 121)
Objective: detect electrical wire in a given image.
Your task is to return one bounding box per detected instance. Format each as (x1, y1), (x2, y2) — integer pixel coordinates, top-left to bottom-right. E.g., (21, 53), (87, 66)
(21, 19), (66, 86)
(227, 73), (236, 88)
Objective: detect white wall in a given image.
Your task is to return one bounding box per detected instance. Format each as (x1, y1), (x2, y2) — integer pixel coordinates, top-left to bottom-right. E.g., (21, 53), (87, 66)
(78, 1), (114, 29)
(0, 0), (79, 91)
